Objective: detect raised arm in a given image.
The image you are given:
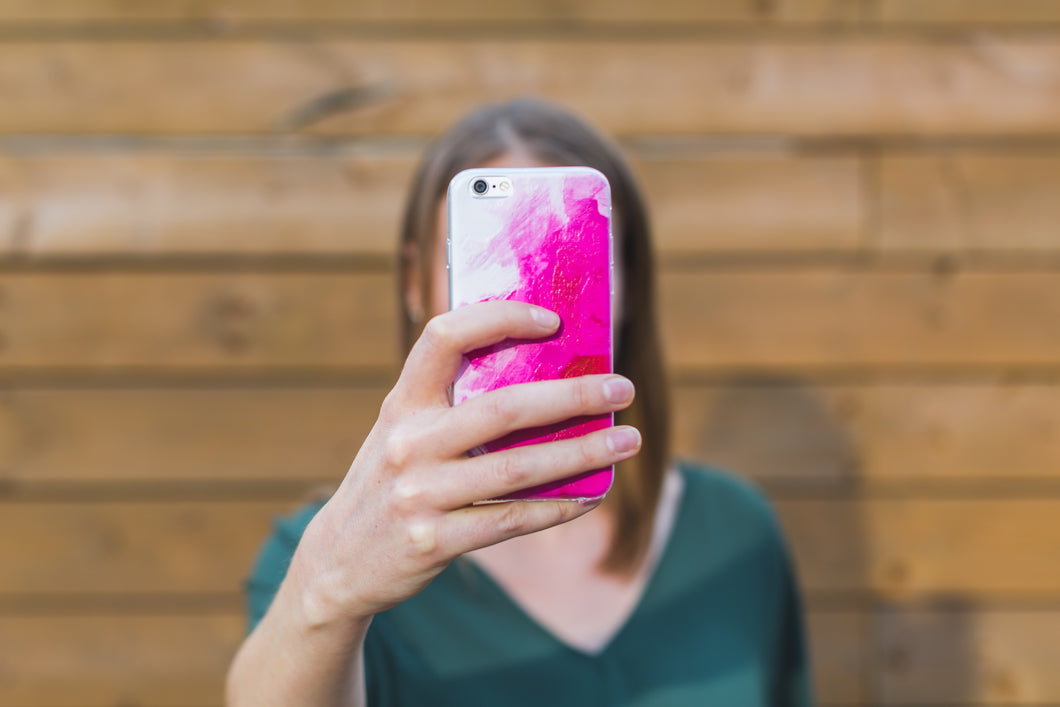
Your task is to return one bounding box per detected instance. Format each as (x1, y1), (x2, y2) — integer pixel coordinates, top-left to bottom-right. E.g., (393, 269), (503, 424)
(225, 300), (640, 706)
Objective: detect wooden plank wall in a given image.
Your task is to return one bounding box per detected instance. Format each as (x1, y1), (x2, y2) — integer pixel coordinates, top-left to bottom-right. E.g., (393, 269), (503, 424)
(1, 1), (1059, 705)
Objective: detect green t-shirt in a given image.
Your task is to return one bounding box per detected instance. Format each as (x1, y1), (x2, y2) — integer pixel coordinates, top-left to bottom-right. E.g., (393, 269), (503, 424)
(244, 464), (813, 706)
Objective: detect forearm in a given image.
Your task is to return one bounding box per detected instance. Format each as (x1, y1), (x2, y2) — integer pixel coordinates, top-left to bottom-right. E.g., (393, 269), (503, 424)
(226, 548), (372, 707)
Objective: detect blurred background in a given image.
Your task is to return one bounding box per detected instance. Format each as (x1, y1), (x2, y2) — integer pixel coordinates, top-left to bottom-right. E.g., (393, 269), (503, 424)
(1, 1), (1059, 705)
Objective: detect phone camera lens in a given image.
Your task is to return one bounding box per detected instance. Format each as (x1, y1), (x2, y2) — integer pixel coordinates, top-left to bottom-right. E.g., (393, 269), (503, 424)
(472, 179), (489, 195)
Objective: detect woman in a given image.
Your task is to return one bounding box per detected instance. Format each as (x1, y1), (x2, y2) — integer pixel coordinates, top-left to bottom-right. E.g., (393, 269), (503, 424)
(226, 99), (812, 706)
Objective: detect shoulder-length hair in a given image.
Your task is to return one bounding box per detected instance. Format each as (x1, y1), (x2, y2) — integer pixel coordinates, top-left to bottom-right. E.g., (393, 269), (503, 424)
(398, 98), (671, 575)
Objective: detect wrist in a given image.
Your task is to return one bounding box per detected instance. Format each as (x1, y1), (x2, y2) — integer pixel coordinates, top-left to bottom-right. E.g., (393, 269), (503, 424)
(282, 516), (373, 639)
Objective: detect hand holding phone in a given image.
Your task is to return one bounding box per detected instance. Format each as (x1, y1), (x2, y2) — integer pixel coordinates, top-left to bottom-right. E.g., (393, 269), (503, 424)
(448, 167), (614, 502)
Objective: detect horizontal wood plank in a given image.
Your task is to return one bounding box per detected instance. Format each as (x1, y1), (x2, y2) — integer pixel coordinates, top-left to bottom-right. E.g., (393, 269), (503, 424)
(3, 269), (1060, 373)
(0, 151), (864, 258)
(0, 272), (397, 370)
(0, 386), (386, 484)
(12, 148), (1060, 260)
(4, 498), (1060, 597)
(0, 0), (857, 25)
(877, 609), (1060, 705)
(2, 39), (1060, 137)
(638, 153), (864, 253)
(878, 153), (1060, 253)
(673, 381), (1060, 485)
(4, 381), (1059, 487)
(0, 613), (240, 707)
(660, 270), (1060, 370)
(0, 153), (414, 258)
(8, 0), (1060, 28)
(877, 1), (1060, 24)
(778, 498), (1060, 598)
(0, 501), (293, 594)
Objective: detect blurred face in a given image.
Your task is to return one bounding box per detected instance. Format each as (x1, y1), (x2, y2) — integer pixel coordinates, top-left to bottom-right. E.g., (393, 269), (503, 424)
(419, 151), (624, 327)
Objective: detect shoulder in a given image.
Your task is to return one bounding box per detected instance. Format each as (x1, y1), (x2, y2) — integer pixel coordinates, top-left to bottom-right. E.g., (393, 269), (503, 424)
(670, 461), (803, 622)
(678, 461), (780, 528)
(673, 461), (790, 563)
(676, 465), (812, 704)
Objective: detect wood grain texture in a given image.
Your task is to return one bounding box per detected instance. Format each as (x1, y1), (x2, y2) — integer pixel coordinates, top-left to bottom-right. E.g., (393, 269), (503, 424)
(876, 0), (1060, 24)
(0, 613), (241, 707)
(0, 272), (396, 370)
(877, 609), (1060, 705)
(0, 153), (415, 258)
(0, 3), (1058, 704)
(673, 381), (1060, 485)
(778, 498), (1060, 598)
(0, 501), (292, 594)
(0, 0), (858, 24)
(637, 153), (864, 253)
(878, 152), (1060, 253)
(2, 39), (1060, 137)
(10, 0), (1060, 27)
(4, 269), (1060, 373)
(660, 270), (1060, 370)
(0, 151), (864, 258)
(0, 386), (386, 484)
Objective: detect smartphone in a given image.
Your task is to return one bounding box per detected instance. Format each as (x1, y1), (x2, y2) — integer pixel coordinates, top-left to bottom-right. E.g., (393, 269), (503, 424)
(447, 166), (614, 502)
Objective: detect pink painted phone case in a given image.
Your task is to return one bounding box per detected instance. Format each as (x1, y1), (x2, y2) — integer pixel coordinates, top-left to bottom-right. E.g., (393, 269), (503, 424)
(448, 167), (614, 502)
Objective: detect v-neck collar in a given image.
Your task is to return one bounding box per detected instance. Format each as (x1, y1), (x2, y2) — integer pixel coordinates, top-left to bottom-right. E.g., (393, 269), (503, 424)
(455, 466), (693, 659)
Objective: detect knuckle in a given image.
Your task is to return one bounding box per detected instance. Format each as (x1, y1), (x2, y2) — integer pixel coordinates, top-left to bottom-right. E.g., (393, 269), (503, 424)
(391, 476), (426, 512)
(482, 393), (519, 429)
(382, 429), (415, 470)
(421, 314), (455, 351)
(553, 501), (582, 524)
(405, 518), (439, 557)
(495, 503), (529, 537)
(492, 452), (529, 489)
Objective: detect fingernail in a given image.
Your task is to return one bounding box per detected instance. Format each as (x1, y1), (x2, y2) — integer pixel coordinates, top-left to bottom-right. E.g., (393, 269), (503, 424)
(531, 307), (560, 329)
(607, 426), (641, 455)
(603, 376), (634, 404)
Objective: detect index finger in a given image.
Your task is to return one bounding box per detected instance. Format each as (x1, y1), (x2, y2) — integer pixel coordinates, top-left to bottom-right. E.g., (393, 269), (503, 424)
(396, 300), (560, 406)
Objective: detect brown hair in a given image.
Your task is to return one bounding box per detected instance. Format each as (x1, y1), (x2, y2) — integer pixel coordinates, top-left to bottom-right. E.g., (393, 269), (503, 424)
(399, 98), (671, 575)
